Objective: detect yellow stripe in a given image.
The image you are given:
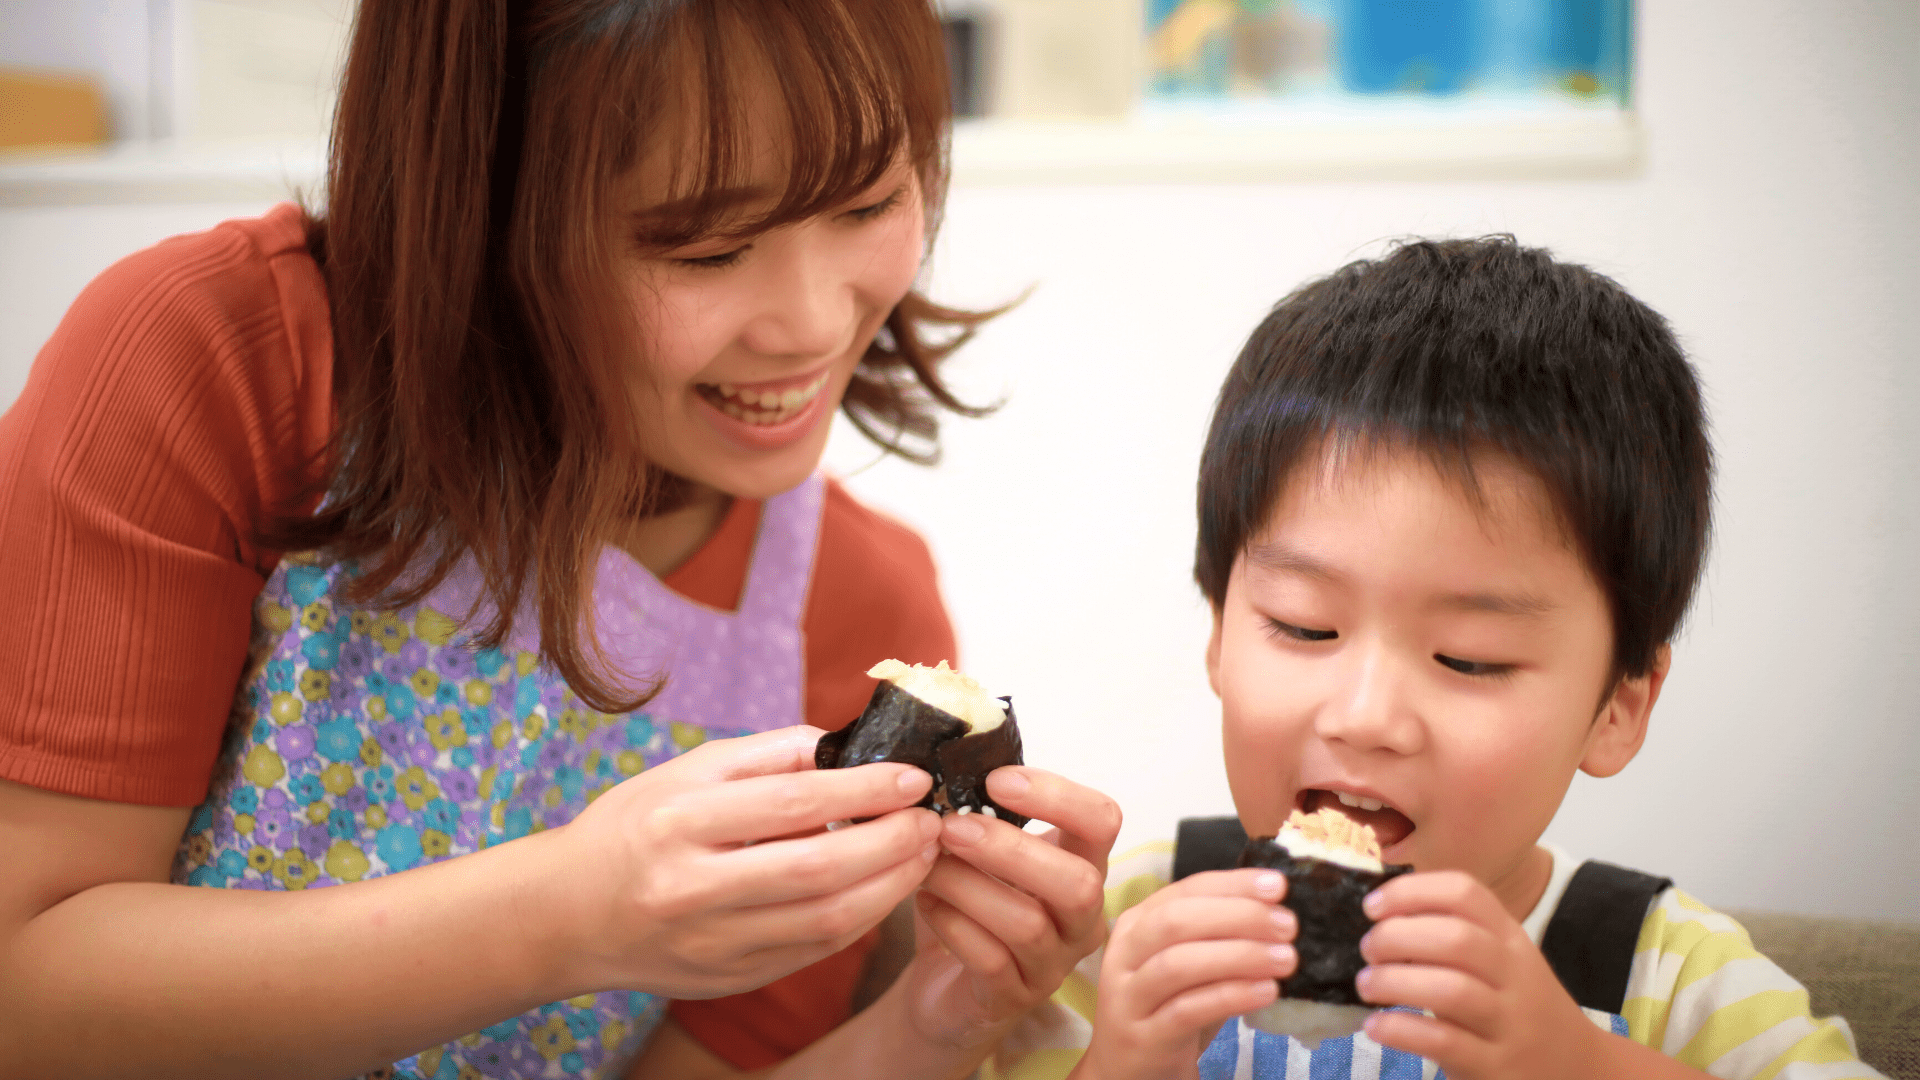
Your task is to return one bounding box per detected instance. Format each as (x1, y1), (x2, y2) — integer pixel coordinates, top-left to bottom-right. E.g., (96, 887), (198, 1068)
(1673, 989), (1811, 1068)
(1105, 870), (1169, 922)
(1057, 969), (1099, 1024)
(1621, 990), (1662, 1046)
(986, 1048), (1085, 1080)
(1111, 838), (1177, 866)
(1752, 1021), (1874, 1080)
(1669, 925), (1765, 995)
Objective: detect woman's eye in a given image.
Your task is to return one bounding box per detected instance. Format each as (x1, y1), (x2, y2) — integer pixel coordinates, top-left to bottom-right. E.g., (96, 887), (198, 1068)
(676, 246), (748, 269)
(847, 187), (904, 222)
(1435, 654), (1514, 678)
(1265, 618), (1337, 643)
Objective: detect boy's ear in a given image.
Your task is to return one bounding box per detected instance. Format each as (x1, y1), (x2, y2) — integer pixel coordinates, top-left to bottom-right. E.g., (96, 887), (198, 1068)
(1581, 643), (1670, 778)
(1205, 609), (1224, 699)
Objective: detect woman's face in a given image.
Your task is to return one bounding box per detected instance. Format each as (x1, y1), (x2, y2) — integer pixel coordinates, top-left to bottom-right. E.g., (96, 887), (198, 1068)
(615, 118), (925, 501)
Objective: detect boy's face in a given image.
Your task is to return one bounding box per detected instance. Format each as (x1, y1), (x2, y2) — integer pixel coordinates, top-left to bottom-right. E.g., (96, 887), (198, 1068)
(1206, 442), (1665, 913)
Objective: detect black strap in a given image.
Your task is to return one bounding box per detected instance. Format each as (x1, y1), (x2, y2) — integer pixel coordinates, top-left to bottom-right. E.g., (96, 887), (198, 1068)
(1541, 860), (1673, 1014)
(1173, 816), (1248, 881)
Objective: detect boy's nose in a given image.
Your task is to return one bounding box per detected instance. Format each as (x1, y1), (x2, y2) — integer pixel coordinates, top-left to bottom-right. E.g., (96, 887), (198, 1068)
(1314, 643), (1425, 756)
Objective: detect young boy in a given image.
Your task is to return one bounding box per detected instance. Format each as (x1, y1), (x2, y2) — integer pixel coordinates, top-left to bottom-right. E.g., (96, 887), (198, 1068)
(986, 238), (1886, 1080)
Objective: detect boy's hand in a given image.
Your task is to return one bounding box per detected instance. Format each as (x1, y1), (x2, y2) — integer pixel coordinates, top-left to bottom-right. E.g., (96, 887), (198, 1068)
(896, 767), (1120, 1050)
(1358, 871), (1607, 1080)
(1076, 868), (1297, 1080)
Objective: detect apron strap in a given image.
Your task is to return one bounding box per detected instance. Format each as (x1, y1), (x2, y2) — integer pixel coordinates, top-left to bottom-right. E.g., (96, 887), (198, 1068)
(737, 473), (826, 624)
(1173, 815), (1249, 881)
(1540, 860), (1672, 1014)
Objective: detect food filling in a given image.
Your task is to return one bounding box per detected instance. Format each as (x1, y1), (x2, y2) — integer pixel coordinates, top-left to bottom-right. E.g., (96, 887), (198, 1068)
(867, 659), (1007, 733)
(1296, 788), (1415, 849)
(696, 371), (830, 426)
(1277, 805), (1384, 872)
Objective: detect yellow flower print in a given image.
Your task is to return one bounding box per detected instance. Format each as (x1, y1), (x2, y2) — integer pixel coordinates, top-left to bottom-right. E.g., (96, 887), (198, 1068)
(670, 721), (706, 750)
(261, 602), (294, 635)
(542, 786), (563, 809)
(457, 1065), (485, 1080)
(372, 612), (408, 654)
(415, 607), (457, 647)
(307, 801), (330, 825)
(425, 709), (468, 752)
(299, 602), (331, 632)
(616, 750), (645, 777)
(360, 737), (382, 768)
(398, 767), (439, 811)
(584, 749), (602, 776)
(366, 805), (389, 829)
(300, 669), (331, 703)
(479, 766), (498, 800)
(365, 695), (388, 723)
(587, 781), (614, 804)
(490, 803), (505, 829)
(274, 849), (317, 890)
(321, 762), (356, 795)
(409, 669), (440, 699)
(421, 829), (452, 858)
(242, 745), (285, 787)
(269, 692), (303, 726)
(247, 845), (274, 873)
(491, 719), (512, 750)
(415, 1049), (443, 1077)
(234, 813), (256, 835)
(600, 1019), (629, 1054)
(567, 993), (597, 1009)
(185, 833), (212, 865)
(325, 840), (370, 882)
(558, 708), (587, 742)
(521, 714), (545, 742)
(516, 651), (539, 677)
(463, 680), (492, 708)
(529, 1015), (575, 1062)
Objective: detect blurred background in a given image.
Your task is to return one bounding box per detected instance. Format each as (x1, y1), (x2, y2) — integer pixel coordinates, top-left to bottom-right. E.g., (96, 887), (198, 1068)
(1, 1), (1915, 921)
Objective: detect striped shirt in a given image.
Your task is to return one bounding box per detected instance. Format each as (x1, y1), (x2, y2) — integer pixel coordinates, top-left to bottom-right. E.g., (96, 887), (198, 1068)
(983, 844), (1885, 1080)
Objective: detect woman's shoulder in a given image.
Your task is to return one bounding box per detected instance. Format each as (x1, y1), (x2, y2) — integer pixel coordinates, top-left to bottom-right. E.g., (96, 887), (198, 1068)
(814, 478), (941, 597)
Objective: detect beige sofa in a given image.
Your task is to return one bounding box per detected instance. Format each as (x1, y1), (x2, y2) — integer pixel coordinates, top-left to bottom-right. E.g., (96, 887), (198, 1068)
(1729, 909), (1920, 1079)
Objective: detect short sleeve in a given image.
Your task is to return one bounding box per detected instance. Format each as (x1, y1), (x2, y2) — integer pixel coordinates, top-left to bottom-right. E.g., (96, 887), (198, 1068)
(0, 205), (332, 806)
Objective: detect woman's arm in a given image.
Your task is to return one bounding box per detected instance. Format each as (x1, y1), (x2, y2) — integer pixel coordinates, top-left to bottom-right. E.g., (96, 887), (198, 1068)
(0, 730), (943, 1080)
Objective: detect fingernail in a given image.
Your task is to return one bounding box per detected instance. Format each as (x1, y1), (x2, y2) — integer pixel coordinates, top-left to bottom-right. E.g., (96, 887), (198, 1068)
(899, 768), (931, 796)
(1268, 944), (1295, 969)
(991, 768), (1029, 796)
(921, 842), (940, 863)
(918, 811), (943, 841)
(1358, 930), (1373, 960)
(945, 814), (986, 845)
(1253, 871), (1285, 900)
(1270, 908), (1296, 936)
(1363, 890), (1384, 918)
(1355, 966), (1374, 996)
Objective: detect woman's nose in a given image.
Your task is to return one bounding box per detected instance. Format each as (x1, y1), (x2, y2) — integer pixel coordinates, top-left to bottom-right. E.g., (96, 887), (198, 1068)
(738, 233), (854, 360)
(1313, 642), (1425, 756)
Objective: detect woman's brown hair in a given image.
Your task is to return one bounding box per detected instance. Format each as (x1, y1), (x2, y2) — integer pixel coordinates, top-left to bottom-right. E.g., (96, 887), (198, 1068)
(285, 0), (992, 712)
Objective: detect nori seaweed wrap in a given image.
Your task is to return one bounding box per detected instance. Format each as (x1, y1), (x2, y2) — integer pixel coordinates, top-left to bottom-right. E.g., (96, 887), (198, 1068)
(815, 660), (1029, 828)
(1237, 809), (1413, 1045)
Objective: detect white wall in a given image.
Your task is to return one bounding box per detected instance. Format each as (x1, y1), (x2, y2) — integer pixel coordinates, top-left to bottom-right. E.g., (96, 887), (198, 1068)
(2, 0), (1915, 920)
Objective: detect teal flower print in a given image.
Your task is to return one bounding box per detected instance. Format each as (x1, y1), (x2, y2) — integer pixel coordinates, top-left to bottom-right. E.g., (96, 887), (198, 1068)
(230, 787), (259, 815)
(301, 635), (340, 671)
(285, 565), (330, 606)
(314, 718), (361, 763)
(217, 850), (248, 877)
(375, 824), (422, 871)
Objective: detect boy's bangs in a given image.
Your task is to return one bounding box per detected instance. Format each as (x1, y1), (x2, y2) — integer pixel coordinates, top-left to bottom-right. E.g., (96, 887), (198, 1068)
(619, 0), (944, 247)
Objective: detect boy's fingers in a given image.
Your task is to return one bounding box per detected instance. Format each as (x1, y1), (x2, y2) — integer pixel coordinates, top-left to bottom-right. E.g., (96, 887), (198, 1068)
(1356, 963), (1500, 1039)
(937, 813), (1106, 944)
(1365, 870), (1507, 930)
(1108, 892), (1294, 972)
(680, 762), (932, 844)
(1360, 913), (1504, 987)
(1364, 1008), (1481, 1072)
(696, 808), (941, 907)
(1139, 978), (1277, 1048)
(984, 768), (1122, 874)
(1128, 939), (1295, 1019)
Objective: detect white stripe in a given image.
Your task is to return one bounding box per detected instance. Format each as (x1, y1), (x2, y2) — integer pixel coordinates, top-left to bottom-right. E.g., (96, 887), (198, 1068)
(1351, 1032), (1383, 1080)
(1287, 1035), (1313, 1080)
(1705, 1016), (1818, 1079)
(1235, 1018), (1256, 1080)
(1653, 889), (1742, 935)
(1662, 956), (1806, 1056)
(1772, 1060), (1891, 1080)
(1625, 944), (1689, 1004)
(1421, 1057), (1439, 1080)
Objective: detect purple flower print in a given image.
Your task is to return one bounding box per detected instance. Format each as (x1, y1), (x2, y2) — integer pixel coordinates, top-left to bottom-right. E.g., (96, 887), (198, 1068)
(397, 637), (428, 670)
(234, 878), (268, 891)
(254, 805), (293, 843)
(375, 725), (409, 761)
(298, 824), (330, 860)
(464, 1039), (522, 1079)
(440, 769), (478, 803)
(538, 740), (570, 769)
(540, 682), (568, 715)
(408, 738), (438, 767)
(337, 638), (375, 680)
(277, 725), (316, 763)
(262, 787), (289, 810)
(342, 787), (369, 813)
(434, 647), (477, 683)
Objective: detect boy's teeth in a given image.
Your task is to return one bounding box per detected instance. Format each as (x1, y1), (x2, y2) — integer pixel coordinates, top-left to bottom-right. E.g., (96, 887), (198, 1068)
(1335, 791), (1385, 812)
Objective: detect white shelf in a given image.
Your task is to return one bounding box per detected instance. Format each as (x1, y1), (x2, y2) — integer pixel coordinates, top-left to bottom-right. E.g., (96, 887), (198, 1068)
(0, 111), (1639, 206)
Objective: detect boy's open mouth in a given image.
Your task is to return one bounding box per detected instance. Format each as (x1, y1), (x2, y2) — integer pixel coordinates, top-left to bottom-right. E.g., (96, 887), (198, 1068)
(1296, 788), (1415, 849)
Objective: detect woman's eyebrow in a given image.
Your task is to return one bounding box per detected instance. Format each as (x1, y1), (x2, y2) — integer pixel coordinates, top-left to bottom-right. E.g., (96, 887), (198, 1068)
(628, 185), (775, 228)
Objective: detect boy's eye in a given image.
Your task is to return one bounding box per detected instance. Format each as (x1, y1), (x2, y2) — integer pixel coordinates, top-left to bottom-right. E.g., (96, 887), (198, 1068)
(1264, 618), (1337, 643)
(846, 187), (904, 222)
(1434, 654), (1514, 678)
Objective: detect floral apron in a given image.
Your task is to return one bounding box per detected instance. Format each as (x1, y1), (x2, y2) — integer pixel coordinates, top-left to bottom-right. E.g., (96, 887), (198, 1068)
(173, 475), (826, 1080)
(1192, 1008), (1628, 1080)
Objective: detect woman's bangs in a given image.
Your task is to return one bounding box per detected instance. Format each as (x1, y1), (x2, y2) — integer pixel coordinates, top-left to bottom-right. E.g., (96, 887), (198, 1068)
(628, 0), (946, 245)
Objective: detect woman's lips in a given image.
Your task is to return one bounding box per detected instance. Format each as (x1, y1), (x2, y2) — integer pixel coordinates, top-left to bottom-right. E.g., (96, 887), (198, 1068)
(693, 369), (835, 450)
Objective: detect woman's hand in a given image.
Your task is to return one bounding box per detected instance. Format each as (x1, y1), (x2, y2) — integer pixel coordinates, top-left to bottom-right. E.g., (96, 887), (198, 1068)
(554, 725), (943, 999)
(1073, 868), (1296, 1080)
(895, 767), (1122, 1050)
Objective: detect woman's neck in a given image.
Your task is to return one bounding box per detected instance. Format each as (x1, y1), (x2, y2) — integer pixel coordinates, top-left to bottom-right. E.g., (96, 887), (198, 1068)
(619, 481), (733, 577)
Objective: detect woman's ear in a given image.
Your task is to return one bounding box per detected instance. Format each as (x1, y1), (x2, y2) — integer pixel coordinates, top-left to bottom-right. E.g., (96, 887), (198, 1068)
(1581, 643), (1671, 778)
(1205, 610), (1224, 699)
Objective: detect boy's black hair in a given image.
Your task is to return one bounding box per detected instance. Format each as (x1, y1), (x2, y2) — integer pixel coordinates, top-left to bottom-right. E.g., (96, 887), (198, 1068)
(1195, 237), (1712, 681)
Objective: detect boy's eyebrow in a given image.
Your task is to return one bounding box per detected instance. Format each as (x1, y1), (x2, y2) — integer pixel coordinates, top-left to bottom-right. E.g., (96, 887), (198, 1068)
(1245, 541), (1341, 582)
(1430, 591), (1558, 617)
(1246, 541), (1557, 617)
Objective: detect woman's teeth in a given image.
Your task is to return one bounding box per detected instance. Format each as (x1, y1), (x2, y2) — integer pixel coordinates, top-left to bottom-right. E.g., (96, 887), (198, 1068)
(703, 373), (829, 426)
(1335, 791), (1386, 812)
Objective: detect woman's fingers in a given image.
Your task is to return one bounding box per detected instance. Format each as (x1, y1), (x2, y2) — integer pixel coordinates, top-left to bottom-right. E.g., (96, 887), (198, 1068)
(690, 807), (941, 908)
(937, 812), (1106, 945)
(916, 890), (1023, 998)
(675, 761), (932, 845)
(918, 851), (1062, 986)
(984, 768), (1122, 875)
(721, 837), (942, 954)
(678, 725), (832, 781)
